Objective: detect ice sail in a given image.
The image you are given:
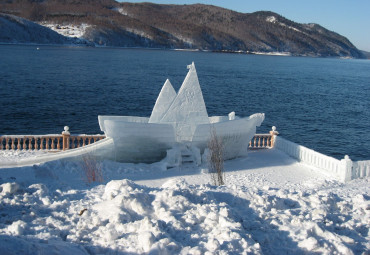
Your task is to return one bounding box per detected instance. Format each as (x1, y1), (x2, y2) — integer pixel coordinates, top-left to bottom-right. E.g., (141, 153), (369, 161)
(149, 79), (176, 123)
(160, 62), (210, 141)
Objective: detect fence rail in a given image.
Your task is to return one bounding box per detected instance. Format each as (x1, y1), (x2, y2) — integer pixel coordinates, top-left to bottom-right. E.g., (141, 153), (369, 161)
(248, 126), (278, 149)
(0, 127), (105, 152)
(0, 135), (63, 151)
(274, 136), (370, 182)
(249, 134), (273, 149)
(274, 136), (344, 179)
(2, 134), (275, 151)
(353, 161), (370, 179)
(2, 126), (278, 151)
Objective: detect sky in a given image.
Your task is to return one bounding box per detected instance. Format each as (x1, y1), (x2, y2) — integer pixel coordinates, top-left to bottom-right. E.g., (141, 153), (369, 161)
(118, 0), (370, 52)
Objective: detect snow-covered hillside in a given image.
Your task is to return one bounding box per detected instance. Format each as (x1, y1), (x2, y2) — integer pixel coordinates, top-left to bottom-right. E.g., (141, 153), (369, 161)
(37, 22), (90, 41)
(0, 13), (93, 46)
(0, 149), (368, 254)
(0, 14), (70, 45)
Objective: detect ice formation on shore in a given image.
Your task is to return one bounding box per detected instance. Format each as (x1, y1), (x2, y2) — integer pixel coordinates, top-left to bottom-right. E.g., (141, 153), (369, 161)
(99, 62), (264, 163)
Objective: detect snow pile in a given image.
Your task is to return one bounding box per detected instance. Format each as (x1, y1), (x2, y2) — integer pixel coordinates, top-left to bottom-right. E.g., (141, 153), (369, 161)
(88, 179), (261, 253)
(0, 177), (368, 254)
(0, 150), (369, 254)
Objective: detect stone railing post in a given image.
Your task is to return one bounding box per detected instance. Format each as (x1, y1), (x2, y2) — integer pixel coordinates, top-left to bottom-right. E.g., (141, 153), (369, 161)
(62, 126), (70, 151)
(341, 155), (353, 182)
(269, 126), (279, 147)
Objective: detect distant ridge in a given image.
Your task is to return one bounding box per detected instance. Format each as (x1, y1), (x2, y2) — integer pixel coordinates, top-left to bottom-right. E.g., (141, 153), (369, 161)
(0, 0), (365, 58)
(360, 50), (370, 59)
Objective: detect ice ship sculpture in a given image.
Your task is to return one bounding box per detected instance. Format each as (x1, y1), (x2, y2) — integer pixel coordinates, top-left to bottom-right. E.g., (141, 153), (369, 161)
(98, 62), (264, 163)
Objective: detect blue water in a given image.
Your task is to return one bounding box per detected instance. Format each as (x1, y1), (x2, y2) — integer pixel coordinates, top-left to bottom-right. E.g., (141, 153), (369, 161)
(1, 45), (369, 160)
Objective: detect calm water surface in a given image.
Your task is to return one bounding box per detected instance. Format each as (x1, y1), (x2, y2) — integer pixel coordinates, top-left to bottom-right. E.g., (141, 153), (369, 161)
(1, 45), (369, 160)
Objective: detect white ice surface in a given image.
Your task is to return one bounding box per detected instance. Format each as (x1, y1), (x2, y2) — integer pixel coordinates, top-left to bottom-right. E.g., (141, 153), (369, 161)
(160, 62), (210, 142)
(149, 79), (177, 123)
(193, 113), (264, 160)
(0, 149), (368, 254)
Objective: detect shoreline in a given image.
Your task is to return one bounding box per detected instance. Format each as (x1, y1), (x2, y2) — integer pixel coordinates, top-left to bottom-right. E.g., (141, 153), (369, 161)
(1, 42), (367, 59)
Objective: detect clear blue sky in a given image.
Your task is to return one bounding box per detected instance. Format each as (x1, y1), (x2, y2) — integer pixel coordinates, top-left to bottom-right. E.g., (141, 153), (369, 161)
(118, 0), (370, 51)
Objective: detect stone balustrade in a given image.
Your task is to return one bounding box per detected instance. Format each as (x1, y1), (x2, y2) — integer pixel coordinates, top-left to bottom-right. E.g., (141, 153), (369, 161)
(274, 136), (370, 182)
(248, 126), (279, 149)
(2, 127), (277, 151)
(3, 126), (278, 151)
(0, 126), (106, 152)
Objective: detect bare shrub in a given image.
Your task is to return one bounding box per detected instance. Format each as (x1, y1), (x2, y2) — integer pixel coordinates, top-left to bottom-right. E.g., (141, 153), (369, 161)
(81, 154), (103, 184)
(207, 127), (225, 186)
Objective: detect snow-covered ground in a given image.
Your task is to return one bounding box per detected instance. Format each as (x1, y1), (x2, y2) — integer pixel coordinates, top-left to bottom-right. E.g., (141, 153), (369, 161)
(0, 149), (368, 254)
(37, 22), (90, 39)
(0, 150), (50, 165)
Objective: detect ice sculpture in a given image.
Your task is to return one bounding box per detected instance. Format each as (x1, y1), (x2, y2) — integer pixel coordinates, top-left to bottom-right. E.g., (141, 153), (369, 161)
(98, 62), (264, 163)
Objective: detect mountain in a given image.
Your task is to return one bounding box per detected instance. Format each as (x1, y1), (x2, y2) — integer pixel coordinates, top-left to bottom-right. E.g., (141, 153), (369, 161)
(0, 0), (365, 58)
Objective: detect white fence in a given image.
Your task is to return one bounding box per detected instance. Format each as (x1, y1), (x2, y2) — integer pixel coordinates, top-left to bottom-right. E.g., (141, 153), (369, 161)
(353, 161), (370, 179)
(274, 136), (370, 182)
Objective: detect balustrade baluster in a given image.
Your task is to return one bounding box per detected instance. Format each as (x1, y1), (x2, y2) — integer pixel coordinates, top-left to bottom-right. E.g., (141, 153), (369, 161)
(57, 138), (61, 150)
(29, 137), (33, 150)
(88, 137), (92, 145)
(45, 138), (49, 150)
(82, 137), (86, 146)
(70, 137), (75, 149)
(35, 138), (39, 150)
(0, 138), (3, 150)
(11, 138), (15, 150)
(6, 138), (9, 150)
(51, 138), (55, 150)
(40, 138), (44, 150)
(17, 138), (21, 150)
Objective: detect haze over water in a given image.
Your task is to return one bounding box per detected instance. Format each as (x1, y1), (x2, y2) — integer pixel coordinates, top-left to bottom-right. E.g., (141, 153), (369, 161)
(1, 45), (369, 160)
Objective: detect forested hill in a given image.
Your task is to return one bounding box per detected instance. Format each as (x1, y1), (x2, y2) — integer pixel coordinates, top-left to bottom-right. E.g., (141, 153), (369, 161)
(0, 0), (365, 58)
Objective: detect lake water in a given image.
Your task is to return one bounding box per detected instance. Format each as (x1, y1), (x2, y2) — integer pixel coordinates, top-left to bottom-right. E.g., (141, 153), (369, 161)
(1, 45), (369, 160)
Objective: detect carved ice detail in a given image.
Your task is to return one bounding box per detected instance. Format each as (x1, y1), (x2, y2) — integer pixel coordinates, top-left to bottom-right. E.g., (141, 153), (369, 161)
(159, 62), (210, 141)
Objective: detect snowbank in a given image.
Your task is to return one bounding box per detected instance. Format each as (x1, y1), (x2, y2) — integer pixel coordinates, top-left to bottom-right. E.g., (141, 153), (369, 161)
(0, 150), (368, 254)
